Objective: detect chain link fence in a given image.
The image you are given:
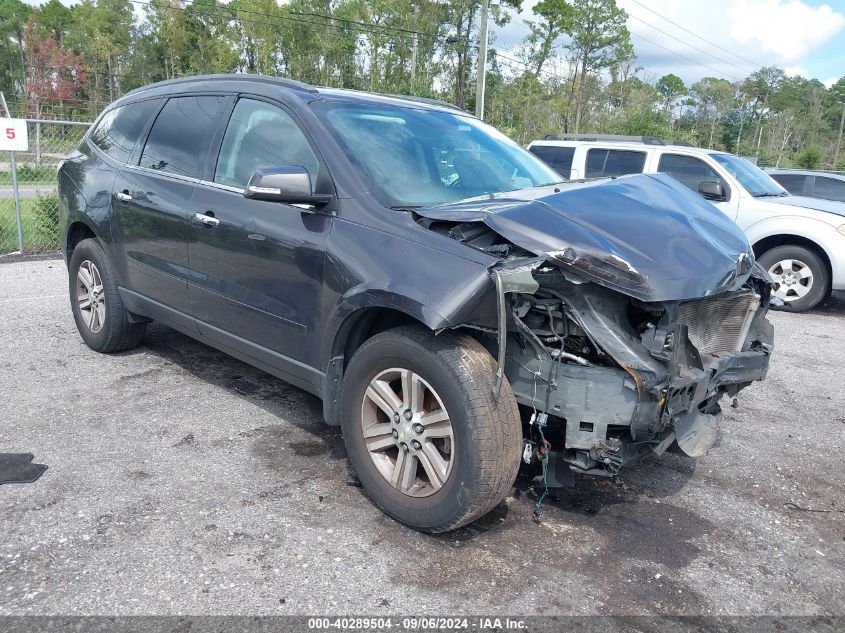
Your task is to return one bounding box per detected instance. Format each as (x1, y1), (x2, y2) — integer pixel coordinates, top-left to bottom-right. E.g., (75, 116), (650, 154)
(1, 118), (92, 256)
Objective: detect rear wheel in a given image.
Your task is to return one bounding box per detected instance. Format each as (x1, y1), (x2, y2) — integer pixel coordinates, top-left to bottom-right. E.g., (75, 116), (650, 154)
(758, 245), (828, 312)
(69, 238), (147, 353)
(340, 326), (522, 532)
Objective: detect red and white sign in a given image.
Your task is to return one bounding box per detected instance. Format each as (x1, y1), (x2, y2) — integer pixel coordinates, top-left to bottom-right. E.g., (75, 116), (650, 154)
(0, 118), (28, 152)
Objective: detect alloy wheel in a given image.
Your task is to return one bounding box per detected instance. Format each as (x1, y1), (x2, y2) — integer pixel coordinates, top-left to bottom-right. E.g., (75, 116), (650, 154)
(76, 260), (106, 333)
(767, 258), (814, 302)
(360, 368), (455, 498)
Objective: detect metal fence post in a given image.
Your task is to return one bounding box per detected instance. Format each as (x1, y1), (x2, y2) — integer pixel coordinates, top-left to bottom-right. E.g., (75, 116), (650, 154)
(0, 92), (24, 253)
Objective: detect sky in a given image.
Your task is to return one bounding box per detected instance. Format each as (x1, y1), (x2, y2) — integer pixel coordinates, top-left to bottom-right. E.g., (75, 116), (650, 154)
(492, 0), (845, 87)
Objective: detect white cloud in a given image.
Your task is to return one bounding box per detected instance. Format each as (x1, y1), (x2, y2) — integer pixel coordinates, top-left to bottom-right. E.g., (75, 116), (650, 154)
(784, 65), (809, 77)
(824, 77), (838, 88)
(492, 0), (845, 84)
(729, 0), (845, 61)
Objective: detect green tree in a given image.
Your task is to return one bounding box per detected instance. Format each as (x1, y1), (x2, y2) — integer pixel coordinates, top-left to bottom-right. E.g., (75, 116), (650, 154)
(656, 73), (686, 115)
(0, 0), (31, 98)
(524, 0), (573, 78)
(37, 0), (74, 43)
(564, 0), (633, 132)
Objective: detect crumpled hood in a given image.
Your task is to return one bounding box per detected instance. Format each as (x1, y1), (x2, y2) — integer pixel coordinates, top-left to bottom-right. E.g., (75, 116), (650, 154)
(766, 194), (845, 219)
(417, 173), (754, 302)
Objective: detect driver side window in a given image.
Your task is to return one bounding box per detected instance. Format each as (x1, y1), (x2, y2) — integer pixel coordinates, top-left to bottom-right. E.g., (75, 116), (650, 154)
(214, 99), (320, 190)
(658, 153), (728, 199)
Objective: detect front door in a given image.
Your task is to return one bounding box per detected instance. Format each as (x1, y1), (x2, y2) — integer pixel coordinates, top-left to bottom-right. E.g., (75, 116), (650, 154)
(111, 95), (229, 313)
(656, 152), (739, 221)
(186, 97), (333, 372)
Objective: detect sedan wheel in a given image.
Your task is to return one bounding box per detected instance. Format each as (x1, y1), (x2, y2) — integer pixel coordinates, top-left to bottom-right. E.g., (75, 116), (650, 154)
(76, 259), (106, 333)
(362, 368), (454, 497)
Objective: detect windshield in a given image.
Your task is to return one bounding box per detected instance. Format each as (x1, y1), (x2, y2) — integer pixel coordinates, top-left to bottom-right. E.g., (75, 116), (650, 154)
(711, 153), (786, 197)
(314, 103), (562, 208)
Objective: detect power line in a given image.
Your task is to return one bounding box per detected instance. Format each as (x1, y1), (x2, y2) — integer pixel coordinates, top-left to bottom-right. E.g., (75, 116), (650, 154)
(130, 0), (439, 45)
(628, 0), (767, 71)
(288, 8), (440, 39)
(628, 30), (743, 82)
(626, 11), (757, 77)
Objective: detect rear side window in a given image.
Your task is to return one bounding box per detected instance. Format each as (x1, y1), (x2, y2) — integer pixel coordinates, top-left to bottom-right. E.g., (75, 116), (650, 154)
(528, 145), (574, 177)
(586, 148), (646, 178)
(140, 96), (226, 178)
(657, 153), (728, 196)
(770, 173), (806, 195)
(812, 176), (845, 202)
(89, 99), (159, 164)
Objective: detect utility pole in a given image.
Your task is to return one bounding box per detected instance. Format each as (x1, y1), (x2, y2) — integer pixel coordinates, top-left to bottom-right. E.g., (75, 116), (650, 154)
(410, 33), (418, 93)
(474, 0), (489, 119)
(836, 100), (845, 168)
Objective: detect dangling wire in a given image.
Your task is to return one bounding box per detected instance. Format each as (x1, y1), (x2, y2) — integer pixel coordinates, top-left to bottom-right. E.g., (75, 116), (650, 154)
(533, 424), (552, 520)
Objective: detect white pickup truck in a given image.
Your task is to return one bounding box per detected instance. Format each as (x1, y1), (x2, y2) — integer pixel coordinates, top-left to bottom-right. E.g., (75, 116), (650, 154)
(528, 135), (845, 311)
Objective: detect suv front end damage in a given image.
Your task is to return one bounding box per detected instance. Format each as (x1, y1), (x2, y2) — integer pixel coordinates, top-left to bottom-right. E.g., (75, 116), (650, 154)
(416, 173), (775, 479)
(500, 262), (772, 476)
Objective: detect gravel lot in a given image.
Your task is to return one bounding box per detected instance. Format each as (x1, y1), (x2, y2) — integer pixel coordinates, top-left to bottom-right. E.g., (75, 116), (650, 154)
(0, 258), (843, 616)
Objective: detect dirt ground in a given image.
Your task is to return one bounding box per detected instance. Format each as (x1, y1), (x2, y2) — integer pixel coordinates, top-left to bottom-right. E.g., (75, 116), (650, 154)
(0, 259), (843, 616)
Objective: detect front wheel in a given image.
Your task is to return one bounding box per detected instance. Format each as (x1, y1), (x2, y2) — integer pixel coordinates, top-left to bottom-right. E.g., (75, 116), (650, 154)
(757, 244), (829, 312)
(340, 326), (522, 533)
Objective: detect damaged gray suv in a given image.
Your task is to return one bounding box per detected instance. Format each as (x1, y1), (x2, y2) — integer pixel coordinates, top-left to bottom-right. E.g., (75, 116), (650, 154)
(58, 75), (775, 532)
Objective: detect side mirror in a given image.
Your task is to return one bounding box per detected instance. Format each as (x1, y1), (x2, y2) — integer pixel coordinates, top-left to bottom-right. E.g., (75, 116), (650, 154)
(699, 180), (725, 201)
(244, 166), (331, 206)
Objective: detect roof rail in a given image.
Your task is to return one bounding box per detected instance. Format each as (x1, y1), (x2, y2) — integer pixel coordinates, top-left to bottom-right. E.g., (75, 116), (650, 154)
(372, 92), (465, 112)
(542, 133), (692, 147)
(124, 73), (319, 98)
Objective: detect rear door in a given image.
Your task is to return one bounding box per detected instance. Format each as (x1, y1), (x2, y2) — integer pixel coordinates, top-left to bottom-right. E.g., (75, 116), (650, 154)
(111, 95), (229, 315)
(584, 147), (647, 178)
(186, 96), (333, 373)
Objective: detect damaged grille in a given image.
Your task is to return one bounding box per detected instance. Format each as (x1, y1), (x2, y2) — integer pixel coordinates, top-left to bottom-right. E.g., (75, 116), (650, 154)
(679, 293), (760, 355)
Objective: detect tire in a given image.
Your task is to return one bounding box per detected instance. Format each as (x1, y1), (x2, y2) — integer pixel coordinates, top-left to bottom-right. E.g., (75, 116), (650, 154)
(68, 238), (147, 353)
(757, 244), (829, 312)
(340, 326), (522, 533)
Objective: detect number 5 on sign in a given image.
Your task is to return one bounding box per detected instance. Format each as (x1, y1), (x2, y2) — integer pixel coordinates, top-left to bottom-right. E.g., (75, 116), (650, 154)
(0, 117), (28, 151)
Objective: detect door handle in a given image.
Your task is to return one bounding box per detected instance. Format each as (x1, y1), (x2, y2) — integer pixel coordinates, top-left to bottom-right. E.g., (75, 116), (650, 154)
(115, 190), (132, 202)
(193, 211), (220, 227)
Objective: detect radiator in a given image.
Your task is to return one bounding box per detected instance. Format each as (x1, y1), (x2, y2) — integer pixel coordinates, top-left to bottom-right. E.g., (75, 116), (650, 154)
(679, 293), (760, 355)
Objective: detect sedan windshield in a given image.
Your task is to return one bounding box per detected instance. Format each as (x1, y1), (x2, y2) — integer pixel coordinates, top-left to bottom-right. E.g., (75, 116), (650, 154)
(711, 153), (787, 197)
(314, 103), (562, 208)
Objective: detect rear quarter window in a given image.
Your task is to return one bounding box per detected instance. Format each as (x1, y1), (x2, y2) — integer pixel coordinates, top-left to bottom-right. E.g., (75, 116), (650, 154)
(585, 148), (646, 178)
(528, 145), (574, 178)
(89, 99), (160, 164)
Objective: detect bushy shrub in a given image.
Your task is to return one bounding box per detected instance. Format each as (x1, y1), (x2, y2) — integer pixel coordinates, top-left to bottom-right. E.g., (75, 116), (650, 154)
(793, 147), (823, 169)
(26, 193), (61, 251)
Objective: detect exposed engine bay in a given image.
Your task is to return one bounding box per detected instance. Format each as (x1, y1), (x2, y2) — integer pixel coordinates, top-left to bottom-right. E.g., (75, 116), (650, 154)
(414, 174), (775, 487)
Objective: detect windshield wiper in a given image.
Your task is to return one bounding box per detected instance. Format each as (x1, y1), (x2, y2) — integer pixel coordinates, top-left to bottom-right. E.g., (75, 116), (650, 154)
(753, 192), (788, 198)
(390, 205), (423, 212)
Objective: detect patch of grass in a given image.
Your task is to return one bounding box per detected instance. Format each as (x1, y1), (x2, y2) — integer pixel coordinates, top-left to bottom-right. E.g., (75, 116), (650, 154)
(0, 192), (61, 254)
(0, 163), (57, 185)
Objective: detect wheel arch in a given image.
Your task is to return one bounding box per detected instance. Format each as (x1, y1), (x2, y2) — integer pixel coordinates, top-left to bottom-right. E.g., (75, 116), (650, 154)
(64, 219), (99, 266)
(322, 305), (433, 426)
(751, 233), (832, 291)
